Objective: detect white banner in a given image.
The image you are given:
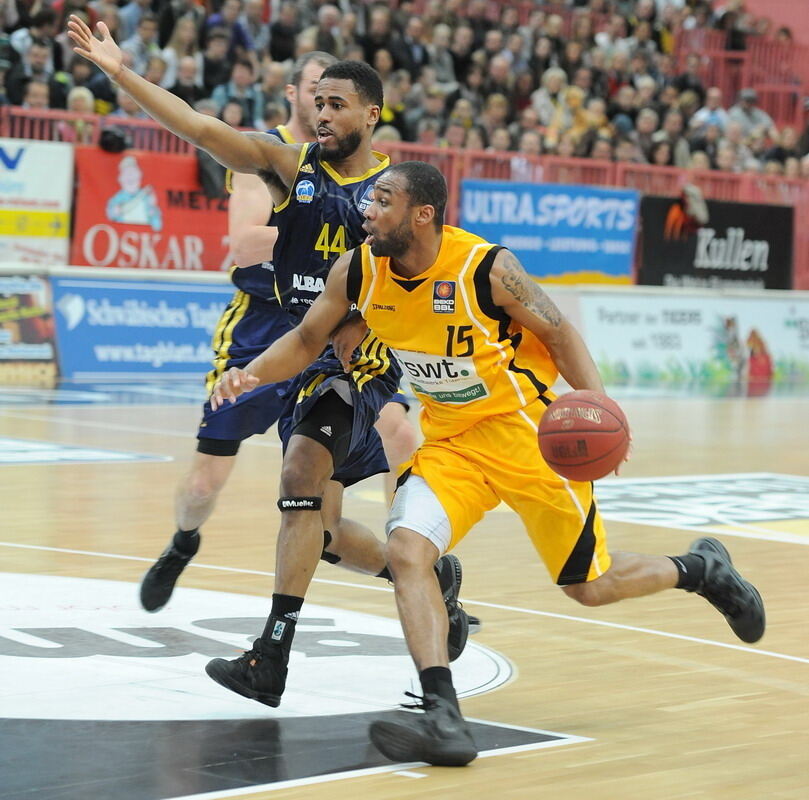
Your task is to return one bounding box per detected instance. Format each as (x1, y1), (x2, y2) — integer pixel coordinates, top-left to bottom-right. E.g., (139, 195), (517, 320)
(0, 139), (74, 265)
(579, 292), (809, 394)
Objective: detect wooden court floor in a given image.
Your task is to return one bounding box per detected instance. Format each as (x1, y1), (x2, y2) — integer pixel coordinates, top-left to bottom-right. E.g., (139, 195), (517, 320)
(1, 387), (808, 800)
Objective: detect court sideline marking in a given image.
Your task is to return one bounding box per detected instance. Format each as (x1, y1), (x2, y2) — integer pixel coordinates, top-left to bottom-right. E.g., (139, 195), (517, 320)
(1, 540), (806, 667)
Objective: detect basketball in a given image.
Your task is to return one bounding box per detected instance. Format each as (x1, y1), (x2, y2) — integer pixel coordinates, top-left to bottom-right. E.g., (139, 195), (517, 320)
(538, 390), (630, 482)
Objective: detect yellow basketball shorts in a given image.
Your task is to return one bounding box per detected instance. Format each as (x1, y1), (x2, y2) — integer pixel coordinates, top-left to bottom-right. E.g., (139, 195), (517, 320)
(404, 398), (612, 585)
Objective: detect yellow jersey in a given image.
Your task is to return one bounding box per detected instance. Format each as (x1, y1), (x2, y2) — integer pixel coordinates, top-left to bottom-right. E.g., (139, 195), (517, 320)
(350, 226), (558, 440)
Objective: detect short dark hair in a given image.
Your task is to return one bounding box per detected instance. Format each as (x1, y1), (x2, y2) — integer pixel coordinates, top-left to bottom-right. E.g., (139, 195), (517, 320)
(388, 161), (447, 230)
(290, 51), (337, 89)
(319, 60), (383, 108)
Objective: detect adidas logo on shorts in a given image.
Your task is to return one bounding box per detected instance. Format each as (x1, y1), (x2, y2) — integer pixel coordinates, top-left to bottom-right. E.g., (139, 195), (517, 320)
(320, 425), (332, 436)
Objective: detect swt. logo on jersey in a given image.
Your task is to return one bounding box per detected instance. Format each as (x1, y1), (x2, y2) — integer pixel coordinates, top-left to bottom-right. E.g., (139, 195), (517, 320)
(433, 281), (456, 313)
(296, 180), (315, 203)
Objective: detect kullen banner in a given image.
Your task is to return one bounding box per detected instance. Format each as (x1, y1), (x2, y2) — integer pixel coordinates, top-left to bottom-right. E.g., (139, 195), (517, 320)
(638, 195), (793, 290)
(71, 147), (231, 271)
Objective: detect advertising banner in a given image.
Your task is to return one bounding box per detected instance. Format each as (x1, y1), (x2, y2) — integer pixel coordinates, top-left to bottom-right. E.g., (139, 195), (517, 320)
(0, 139), (73, 265)
(460, 180), (639, 284)
(52, 276), (235, 379)
(638, 196), (793, 290)
(579, 292), (809, 395)
(0, 274), (58, 385)
(70, 147), (231, 271)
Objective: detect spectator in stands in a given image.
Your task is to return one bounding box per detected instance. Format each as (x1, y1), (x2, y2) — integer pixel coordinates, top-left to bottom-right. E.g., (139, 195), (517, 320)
(143, 55), (167, 86)
(302, 4), (344, 59)
(415, 117), (442, 147)
(614, 136), (643, 163)
(690, 87), (728, 134)
(57, 84), (94, 142)
(360, 5), (394, 66)
(391, 16), (430, 80)
(465, 126), (487, 151)
(404, 85), (445, 142)
(689, 121), (722, 166)
(727, 88), (777, 139)
(5, 39), (66, 107)
(202, 29), (232, 96)
(465, 0), (495, 49)
(608, 84), (638, 132)
(595, 14), (631, 57)
(605, 50), (632, 97)
(763, 159), (783, 176)
(372, 48), (395, 84)
(120, 12), (161, 76)
(268, 1), (299, 63)
(764, 127), (801, 165)
(650, 139), (673, 167)
(801, 155), (809, 180)
(0, 58), (9, 106)
(689, 151), (712, 170)
(372, 124), (402, 145)
(531, 67), (567, 127)
(630, 107), (659, 161)
(157, 0), (205, 49)
(9, 9), (60, 72)
(220, 97), (246, 128)
(445, 62), (484, 114)
(590, 137), (614, 162)
(211, 58), (263, 129)
(483, 54), (513, 103)
(784, 157), (801, 179)
(487, 126), (511, 153)
(720, 120), (759, 172)
(260, 60), (288, 107)
(117, 0), (151, 44)
(653, 109), (691, 168)
(528, 36), (556, 78)
(241, 0), (269, 57)
(206, 0), (253, 64)
(160, 16), (202, 90)
(169, 54), (206, 106)
(449, 24), (475, 83)
(261, 101), (286, 131)
(673, 53), (706, 106)
(441, 119), (466, 149)
(426, 23), (457, 93)
(21, 77), (50, 109)
(96, 4), (121, 44)
(545, 86), (590, 153)
(634, 74), (657, 110)
(479, 92), (511, 139)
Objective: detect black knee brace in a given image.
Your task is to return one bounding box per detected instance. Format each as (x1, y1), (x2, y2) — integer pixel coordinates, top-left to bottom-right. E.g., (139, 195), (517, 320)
(321, 530), (341, 565)
(277, 496), (322, 511)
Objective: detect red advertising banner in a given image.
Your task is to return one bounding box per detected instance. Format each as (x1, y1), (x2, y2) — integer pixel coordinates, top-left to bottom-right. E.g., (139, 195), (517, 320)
(71, 147), (231, 270)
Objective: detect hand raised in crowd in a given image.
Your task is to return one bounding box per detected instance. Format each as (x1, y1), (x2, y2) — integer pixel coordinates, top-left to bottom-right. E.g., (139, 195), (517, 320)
(210, 367), (260, 411)
(67, 16), (123, 78)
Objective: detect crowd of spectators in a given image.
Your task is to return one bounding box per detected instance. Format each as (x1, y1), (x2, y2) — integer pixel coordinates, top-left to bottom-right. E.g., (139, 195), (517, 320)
(2, 0), (809, 177)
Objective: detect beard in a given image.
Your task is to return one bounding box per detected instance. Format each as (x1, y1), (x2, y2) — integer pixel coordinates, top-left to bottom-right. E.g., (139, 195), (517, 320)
(319, 128), (363, 162)
(370, 219), (414, 259)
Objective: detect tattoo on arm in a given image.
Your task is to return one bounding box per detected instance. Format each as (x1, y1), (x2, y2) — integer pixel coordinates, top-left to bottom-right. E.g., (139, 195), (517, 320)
(499, 251), (562, 327)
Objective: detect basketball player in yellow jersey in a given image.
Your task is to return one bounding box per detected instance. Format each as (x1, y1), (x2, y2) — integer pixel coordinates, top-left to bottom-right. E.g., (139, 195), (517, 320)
(210, 161), (765, 767)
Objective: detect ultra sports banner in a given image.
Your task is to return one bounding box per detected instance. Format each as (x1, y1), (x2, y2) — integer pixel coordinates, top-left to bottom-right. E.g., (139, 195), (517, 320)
(71, 147), (231, 271)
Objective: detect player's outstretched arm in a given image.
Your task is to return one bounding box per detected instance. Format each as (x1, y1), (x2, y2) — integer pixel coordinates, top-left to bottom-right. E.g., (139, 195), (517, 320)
(67, 16), (300, 181)
(490, 249), (604, 393)
(210, 252), (355, 409)
(228, 172), (278, 267)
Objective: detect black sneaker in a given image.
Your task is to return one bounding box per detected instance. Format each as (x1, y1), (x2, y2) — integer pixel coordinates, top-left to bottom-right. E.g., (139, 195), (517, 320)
(139, 540), (197, 612)
(370, 694), (478, 766)
(689, 537), (765, 643)
(435, 554), (469, 662)
(205, 638), (287, 707)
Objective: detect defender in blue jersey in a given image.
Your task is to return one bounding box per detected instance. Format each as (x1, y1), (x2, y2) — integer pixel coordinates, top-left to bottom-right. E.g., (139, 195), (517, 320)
(138, 53), (420, 618)
(69, 22), (477, 708)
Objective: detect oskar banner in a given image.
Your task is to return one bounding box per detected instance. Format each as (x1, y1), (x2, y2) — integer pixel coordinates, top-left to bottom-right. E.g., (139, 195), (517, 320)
(71, 147), (231, 271)
(638, 195), (793, 290)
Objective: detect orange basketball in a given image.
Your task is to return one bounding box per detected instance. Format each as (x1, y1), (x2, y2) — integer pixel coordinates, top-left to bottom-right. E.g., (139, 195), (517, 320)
(538, 390), (630, 482)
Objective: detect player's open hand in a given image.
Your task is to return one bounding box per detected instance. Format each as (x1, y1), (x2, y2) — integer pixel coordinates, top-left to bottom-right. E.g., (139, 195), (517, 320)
(210, 367), (260, 410)
(68, 16), (123, 78)
(331, 315), (368, 373)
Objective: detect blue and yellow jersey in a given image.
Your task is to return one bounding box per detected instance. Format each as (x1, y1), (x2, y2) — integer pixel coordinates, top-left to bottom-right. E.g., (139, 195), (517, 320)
(351, 226), (558, 440)
(271, 142), (390, 323)
(226, 124), (296, 302)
